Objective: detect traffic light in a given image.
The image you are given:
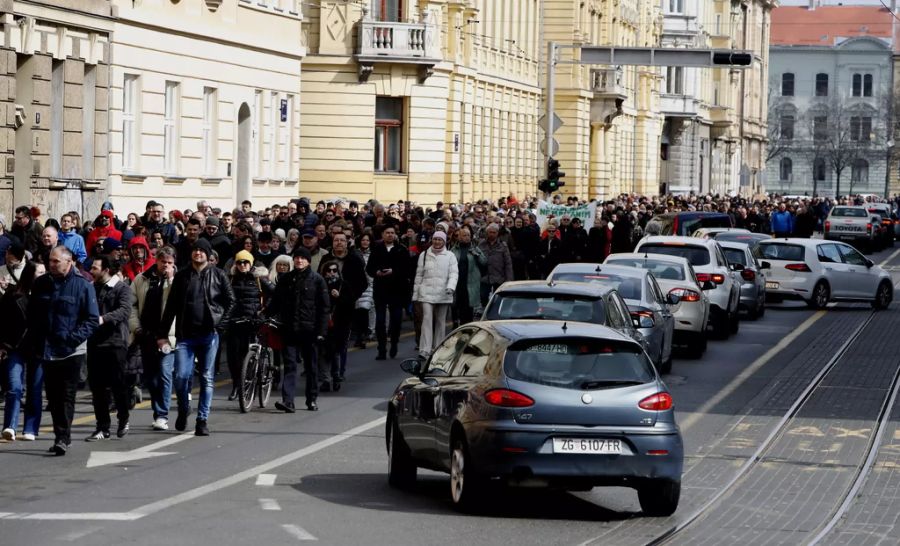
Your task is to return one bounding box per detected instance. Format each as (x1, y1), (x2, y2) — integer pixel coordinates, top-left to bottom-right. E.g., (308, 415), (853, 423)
(539, 158), (566, 194)
(712, 52), (752, 66)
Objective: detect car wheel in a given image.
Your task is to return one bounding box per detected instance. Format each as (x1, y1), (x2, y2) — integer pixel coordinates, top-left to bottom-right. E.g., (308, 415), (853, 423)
(387, 418), (417, 489)
(872, 281), (893, 310)
(728, 304), (740, 334)
(807, 281), (829, 309)
(450, 436), (484, 511)
(660, 346), (673, 374)
(710, 309), (729, 340)
(688, 331), (707, 359)
(638, 479), (681, 517)
(757, 296), (766, 318)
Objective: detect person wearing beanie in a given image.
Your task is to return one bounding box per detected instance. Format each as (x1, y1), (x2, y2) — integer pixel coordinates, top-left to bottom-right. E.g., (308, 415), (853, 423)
(268, 244), (328, 412)
(157, 234), (234, 436)
(224, 248), (271, 402)
(202, 215), (232, 267)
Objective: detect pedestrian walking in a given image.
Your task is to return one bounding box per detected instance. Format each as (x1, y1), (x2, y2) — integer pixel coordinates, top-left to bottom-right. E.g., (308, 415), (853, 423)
(366, 226), (410, 360)
(85, 256), (134, 441)
(450, 226), (487, 326)
(27, 246), (99, 455)
(477, 224), (513, 306)
(413, 231), (458, 359)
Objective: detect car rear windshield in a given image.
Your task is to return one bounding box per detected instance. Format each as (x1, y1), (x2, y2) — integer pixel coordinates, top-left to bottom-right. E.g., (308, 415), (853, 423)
(484, 294), (605, 323)
(758, 243), (806, 261)
(723, 248), (747, 266)
(606, 258), (686, 281)
(638, 243), (711, 266)
(504, 338), (655, 390)
(678, 215), (732, 236)
(552, 273), (644, 300)
(831, 207), (867, 218)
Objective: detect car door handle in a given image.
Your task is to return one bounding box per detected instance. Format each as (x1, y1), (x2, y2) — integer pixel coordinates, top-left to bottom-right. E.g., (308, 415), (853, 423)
(825, 267), (833, 271)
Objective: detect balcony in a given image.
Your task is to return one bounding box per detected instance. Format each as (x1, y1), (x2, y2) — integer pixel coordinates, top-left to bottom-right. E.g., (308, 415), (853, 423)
(590, 68), (628, 127)
(662, 13), (700, 38)
(660, 94), (699, 118)
(355, 19), (441, 83)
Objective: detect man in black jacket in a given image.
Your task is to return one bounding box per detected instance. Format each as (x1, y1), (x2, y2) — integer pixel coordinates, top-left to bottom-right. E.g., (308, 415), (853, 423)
(202, 216), (232, 266)
(157, 239), (235, 436)
(365, 226), (409, 360)
(268, 247), (329, 412)
(85, 256), (134, 441)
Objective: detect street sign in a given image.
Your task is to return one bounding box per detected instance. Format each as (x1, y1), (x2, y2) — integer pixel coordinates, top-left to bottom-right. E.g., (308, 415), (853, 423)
(538, 113), (564, 135)
(540, 138), (559, 157)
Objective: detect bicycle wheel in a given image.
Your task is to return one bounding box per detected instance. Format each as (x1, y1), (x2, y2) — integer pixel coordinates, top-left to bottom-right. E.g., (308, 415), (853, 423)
(239, 347), (260, 413)
(258, 347), (274, 408)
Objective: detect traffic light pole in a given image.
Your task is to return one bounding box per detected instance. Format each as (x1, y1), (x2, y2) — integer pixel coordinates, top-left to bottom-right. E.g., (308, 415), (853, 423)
(544, 41), (556, 185)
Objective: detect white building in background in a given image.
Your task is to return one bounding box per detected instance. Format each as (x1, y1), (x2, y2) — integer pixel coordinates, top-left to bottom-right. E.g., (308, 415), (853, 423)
(106, 0), (304, 214)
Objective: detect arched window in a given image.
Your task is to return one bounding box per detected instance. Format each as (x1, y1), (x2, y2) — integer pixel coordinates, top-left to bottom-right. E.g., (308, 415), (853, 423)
(780, 157), (793, 181)
(851, 158), (869, 185)
(782, 73), (795, 96)
(815, 73), (828, 96)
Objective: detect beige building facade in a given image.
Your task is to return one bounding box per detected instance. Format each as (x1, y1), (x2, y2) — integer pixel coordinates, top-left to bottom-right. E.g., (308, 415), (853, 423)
(105, 0), (305, 214)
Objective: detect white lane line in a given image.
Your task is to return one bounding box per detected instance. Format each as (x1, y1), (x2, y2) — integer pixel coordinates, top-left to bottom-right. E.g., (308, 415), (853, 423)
(678, 310), (827, 432)
(131, 432), (195, 453)
(282, 524), (318, 541)
(881, 248), (900, 266)
(2, 417), (385, 522)
(255, 473), (277, 486)
(59, 526), (103, 541)
(258, 498), (281, 511)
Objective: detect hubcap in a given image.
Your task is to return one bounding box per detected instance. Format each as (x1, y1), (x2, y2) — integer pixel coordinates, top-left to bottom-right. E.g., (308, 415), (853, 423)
(816, 285), (827, 306)
(451, 447), (464, 503)
(880, 285), (890, 305)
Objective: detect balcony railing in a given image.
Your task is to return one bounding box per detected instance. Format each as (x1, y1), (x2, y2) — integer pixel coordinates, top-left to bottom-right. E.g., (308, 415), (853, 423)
(591, 68), (627, 100)
(660, 94), (699, 117)
(357, 20), (439, 61)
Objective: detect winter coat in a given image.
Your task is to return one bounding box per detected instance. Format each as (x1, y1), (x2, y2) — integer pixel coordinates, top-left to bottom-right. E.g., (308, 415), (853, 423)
(58, 230), (88, 266)
(229, 271), (268, 322)
(770, 211), (795, 235)
(586, 226), (613, 263)
(366, 241), (411, 305)
(413, 248), (459, 304)
(11, 219), (43, 255)
(158, 264), (236, 339)
(268, 267), (329, 338)
(539, 235), (565, 278)
(318, 250), (368, 305)
(130, 268), (176, 347)
(794, 212), (817, 238)
(85, 224), (123, 255)
(204, 232), (233, 267)
(27, 267), (99, 361)
(89, 277), (134, 349)
(562, 228), (589, 263)
(451, 243), (487, 307)
(121, 237), (156, 281)
(477, 239), (513, 287)
(355, 248), (374, 310)
(0, 286), (29, 352)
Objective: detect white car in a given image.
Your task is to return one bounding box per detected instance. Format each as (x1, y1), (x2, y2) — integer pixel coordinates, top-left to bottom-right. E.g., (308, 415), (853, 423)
(758, 238), (893, 309)
(604, 253), (711, 358)
(691, 227), (752, 240)
(635, 236), (741, 339)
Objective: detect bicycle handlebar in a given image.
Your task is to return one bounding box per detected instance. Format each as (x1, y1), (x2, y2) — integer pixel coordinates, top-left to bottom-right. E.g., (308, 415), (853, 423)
(230, 316), (281, 328)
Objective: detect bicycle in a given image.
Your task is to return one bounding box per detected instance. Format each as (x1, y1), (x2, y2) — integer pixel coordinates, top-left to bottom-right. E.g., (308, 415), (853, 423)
(231, 316), (282, 413)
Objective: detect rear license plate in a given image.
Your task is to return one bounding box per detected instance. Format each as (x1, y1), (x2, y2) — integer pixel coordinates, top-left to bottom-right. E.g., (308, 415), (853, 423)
(552, 438), (622, 454)
(766, 281), (779, 289)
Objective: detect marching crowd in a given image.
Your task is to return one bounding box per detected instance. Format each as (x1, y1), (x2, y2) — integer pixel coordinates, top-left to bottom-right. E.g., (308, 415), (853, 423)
(0, 190), (896, 455)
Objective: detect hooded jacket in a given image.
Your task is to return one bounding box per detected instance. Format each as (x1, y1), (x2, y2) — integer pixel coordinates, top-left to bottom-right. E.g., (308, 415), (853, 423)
(121, 237), (156, 281)
(85, 212), (123, 253)
(58, 230), (88, 265)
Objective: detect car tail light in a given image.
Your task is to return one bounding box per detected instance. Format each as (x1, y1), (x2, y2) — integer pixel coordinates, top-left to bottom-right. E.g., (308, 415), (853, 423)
(883, 219), (892, 226)
(894, 220), (899, 225)
(631, 311), (655, 328)
(647, 450), (670, 456)
(695, 273), (711, 283)
(669, 288), (701, 302)
(867, 223), (873, 233)
(638, 392), (673, 411)
(785, 263), (811, 272)
(485, 389), (534, 408)
(711, 273), (726, 284)
(824, 220), (831, 231)
(741, 269), (756, 281)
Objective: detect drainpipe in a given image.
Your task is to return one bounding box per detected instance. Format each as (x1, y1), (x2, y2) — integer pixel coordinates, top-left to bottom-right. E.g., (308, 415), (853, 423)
(739, 3), (748, 195)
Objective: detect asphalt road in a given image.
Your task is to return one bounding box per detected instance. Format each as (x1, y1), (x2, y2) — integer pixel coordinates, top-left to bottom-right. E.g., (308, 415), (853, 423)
(3, 245), (900, 545)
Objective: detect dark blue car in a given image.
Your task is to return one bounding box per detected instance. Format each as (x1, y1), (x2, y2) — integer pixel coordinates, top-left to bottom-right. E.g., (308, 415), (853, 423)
(386, 320), (684, 516)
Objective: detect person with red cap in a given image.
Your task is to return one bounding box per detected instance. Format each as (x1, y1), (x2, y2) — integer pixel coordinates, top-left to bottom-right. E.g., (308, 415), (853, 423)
(85, 210), (123, 256)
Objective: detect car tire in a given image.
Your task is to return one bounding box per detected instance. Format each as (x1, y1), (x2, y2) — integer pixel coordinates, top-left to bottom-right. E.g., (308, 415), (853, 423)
(387, 418), (417, 489)
(710, 309), (729, 340)
(872, 281), (893, 310)
(687, 331), (707, 359)
(660, 346), (673, 375)
(728, 303), (740, 334)
(450, 436), (484, 511)
(757, 298), (766, 319)
(807, 281), (830, 309)
(638, 479), (681, 517)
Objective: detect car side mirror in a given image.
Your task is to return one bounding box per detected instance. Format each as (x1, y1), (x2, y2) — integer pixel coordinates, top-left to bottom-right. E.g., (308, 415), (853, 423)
(760, 261), (771, 270)
(632, 317), (641, 329)
(400, 358), (422, 375)
(865, 258), (874, 268)
(730, 263), (745, 272)
(666, 293), (681, 305)
(702, 280), (716, 291)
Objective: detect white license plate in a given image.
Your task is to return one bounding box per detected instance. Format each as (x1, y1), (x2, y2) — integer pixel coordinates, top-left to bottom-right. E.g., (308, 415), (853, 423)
(552, 438), (622, 454)
(766, 281), (779, 289)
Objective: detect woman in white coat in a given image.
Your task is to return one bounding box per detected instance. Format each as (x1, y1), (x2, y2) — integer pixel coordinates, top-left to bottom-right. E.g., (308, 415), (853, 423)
(413, 231), (459, 359)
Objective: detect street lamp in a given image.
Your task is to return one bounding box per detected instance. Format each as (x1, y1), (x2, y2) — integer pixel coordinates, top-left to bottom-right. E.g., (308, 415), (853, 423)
(885, 138), (895, 199)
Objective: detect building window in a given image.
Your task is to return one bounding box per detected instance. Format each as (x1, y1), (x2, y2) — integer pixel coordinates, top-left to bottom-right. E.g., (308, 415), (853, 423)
(253, 90), (263, 177)
(781, 73), (794, 97)
(163, 81), (180, 174)
(374, 96), (403, 172)
(202, 87), (217, 175)
(667, 0), (683, 14)
(666, 67), (684, 94)
(50, 60), (64, 178)
(814, 158), (827, 181)
(851, 158), (869, 185)
(371, 0), (401, 22)
(851, 116), (873, 141)
(780, 115), (794, 141)
(815, 73), (828, 97)
(122, 74), (140, 172)
(83, 66), (96, 181)
(863, 74), (873, 97)
(779, 157), (793, 182)
(814, 115), (827, 140)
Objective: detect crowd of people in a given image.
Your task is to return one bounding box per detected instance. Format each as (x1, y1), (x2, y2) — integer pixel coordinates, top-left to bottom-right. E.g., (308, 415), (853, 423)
(0, 190), (896, 455)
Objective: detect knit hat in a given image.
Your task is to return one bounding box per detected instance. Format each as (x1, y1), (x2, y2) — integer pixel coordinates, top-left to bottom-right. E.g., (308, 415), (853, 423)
(302, 229), (316, 238)
(193, 239), (213, 257)
(101, 201), (114, 211)
(292, 246), (312, 261)
(205, 216), (220, 227)
(431, 231), (447, 242)
(235, 250), (254, 264)
(274, 228), (286, 240)
(102, 238), (122, 252)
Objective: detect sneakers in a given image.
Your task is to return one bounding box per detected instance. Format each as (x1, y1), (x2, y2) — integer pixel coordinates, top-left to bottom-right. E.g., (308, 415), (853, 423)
(175, 410), (191, 432)
(227, 387), (238, 401)
(51, 441), (70, 456)
(116, 421), (130, 438)
(85, 430), (110, 442)
(1, 428), (15, 441)
(389, 344), (398, 359)
(306, 400), (319, 412)
(152, 418), (169, 431)
(274, 401), (295, 413)
(22, 433), (36, 441)
(195, 419), (210, 436)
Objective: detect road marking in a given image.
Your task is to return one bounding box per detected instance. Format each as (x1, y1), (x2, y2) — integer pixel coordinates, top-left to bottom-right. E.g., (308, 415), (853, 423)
(59, 526), (102, 541)
(258, 498), (281, 511)
(86, 432), (194, 468)
(787, 425), (825, 437)
(5, 513), (140, 521)
(881, 248), (900, 266)
(255, 473), (277, 486)
(282, 524), (317, 541)
(679, 310), (827, 431)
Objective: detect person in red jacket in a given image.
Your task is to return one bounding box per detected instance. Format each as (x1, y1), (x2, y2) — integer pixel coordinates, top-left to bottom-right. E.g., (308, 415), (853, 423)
(85, 210), (123, 256)
(121, 237), (155, 281)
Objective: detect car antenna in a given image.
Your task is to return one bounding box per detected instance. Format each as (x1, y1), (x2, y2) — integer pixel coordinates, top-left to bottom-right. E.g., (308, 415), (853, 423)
(562, 322), (568, 333)
(595, 265), (601, 273)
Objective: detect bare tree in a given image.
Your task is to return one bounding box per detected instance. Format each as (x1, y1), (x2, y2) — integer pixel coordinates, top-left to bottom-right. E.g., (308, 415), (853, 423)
(818, 98), (862, 199)
(766, 86), (793, 164)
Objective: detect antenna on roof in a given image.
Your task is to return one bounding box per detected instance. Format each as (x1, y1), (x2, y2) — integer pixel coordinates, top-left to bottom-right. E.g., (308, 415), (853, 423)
(595, 265), (601, 273)
(562, 322), (568, 333)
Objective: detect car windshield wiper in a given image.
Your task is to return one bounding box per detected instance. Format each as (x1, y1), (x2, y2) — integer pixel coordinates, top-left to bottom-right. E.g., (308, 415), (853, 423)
(580, 380), (645, 390)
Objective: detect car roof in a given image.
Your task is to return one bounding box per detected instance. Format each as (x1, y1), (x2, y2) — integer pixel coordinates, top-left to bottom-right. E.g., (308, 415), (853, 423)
(757, 237), (823, 248)
(640, 235), (717, 248)
(605, 252), (691, 267)
(550, 263), (651, 279)
(493, 280), (616, 297)
(652, 212), (731, 219)
(718, 241), (751, 251)
(475, 319), (635, 345)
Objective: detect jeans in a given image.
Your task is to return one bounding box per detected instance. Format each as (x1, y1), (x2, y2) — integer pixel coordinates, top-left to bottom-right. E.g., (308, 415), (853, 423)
(173, 332), (219, 422)
(375, 301), (404, 352)
(3, 352), (43, 435)
(419, 302), (450, 357)
(87, 347), (130, 432)
(144, 346), (174, 420)
(282, 338), (318, 406)
(43, 355), (84, 445)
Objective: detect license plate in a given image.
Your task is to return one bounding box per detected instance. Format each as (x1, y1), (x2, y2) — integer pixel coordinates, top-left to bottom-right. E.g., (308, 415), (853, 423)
(766, 281), (779, 289)
(552, 438), (622, 454)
